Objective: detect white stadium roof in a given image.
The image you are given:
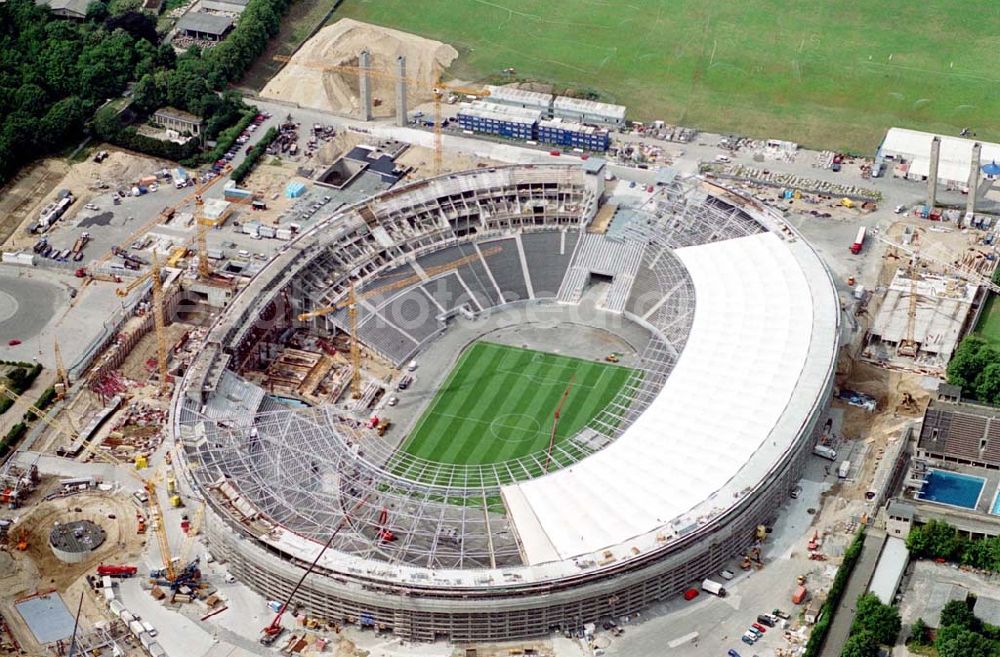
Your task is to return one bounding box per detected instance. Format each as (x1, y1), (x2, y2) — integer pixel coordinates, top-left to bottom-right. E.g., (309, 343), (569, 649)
(504, 231), (839, 564)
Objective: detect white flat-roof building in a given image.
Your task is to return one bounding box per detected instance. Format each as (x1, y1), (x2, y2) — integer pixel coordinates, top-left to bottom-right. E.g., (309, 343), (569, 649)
(484, 85), (553, 114)
(553, 96), (626, 127)
(867, 537), (909, 604)
(879, 127), (1000, 187)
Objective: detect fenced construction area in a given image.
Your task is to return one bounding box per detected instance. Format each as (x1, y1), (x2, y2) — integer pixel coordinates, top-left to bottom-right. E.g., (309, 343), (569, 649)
(394, 342), (632, 483)
(334, 0), (1000, 152)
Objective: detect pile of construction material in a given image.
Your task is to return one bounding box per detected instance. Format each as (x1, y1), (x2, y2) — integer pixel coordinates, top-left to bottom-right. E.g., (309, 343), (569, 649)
(704, 163), (882, 202)
(101, 402), (167, 462)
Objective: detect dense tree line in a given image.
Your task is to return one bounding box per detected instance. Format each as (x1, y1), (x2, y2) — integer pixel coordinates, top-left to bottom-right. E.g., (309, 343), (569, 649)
(231, 126), (277, 183)
(0, 0), (169, 184)
(802, 530), (867, 657)
(839, 593), (902, 657)
(907, 519), (1000, 572)
(1, 0), (294, 184)
(908, 600), (1000, 657)
(947, 336), (1000, 404)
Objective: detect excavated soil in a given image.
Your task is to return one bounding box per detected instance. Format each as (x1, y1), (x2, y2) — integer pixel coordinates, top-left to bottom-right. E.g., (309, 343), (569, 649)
(261, 18), (458, 116)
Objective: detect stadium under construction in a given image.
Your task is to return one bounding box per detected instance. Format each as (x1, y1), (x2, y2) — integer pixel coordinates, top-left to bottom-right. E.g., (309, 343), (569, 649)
(172, 164), (840, 641)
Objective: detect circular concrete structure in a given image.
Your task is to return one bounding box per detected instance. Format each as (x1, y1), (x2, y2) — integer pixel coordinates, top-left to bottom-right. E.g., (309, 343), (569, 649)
(172, 165), (839, 641)
(49, 520), (106, 564)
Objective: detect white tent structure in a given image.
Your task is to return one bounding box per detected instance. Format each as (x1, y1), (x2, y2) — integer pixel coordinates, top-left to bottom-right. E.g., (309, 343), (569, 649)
(879, 128), (1000, 187)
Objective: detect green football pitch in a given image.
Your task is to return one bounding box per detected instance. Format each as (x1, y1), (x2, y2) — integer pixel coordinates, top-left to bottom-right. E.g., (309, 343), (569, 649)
(334, 0), (1000, 152)
(393, 342), (633, 484)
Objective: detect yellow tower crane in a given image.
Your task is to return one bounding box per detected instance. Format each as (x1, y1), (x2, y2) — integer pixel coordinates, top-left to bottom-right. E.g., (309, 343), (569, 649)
(90, 170), (229, 280)
(53, 339), (70, 400)
(271, 55), (490, 175)
(115, 253), (170, 396)
(297, 248), (499, 397)
(0, 384), (79, 440)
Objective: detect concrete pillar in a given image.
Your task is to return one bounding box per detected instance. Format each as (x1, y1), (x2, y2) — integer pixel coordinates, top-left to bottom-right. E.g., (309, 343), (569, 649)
(967, 141), (982, 216)
(395, 56), (408, 127)
(927, 136), (941, 208)
(358, 49), (373, 122)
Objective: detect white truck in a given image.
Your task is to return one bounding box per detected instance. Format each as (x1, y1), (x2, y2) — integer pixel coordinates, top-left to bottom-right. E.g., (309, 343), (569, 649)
(813, 444), (837, 461)
(701, 578), (727, 597)
(838, 460), (851, 479)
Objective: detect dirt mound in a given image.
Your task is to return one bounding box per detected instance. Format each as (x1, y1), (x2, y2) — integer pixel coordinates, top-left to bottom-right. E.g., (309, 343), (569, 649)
(261, 18), (458, 116)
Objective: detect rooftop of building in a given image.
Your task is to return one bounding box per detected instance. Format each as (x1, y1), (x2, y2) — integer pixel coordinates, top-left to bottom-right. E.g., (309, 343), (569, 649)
(154, 106), (203, 124)
(484, 85), (553, 106)
(553, 96), (627, 120)
(175, 12), (234, 35)
(457, 101), (541, 125)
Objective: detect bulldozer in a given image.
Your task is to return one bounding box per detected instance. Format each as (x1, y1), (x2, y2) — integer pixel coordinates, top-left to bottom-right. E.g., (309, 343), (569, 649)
(896, 391), (919, 414)
(15, 528), (28, 551)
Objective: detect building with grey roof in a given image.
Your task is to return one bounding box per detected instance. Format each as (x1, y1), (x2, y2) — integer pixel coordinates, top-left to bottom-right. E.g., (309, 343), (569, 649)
(176, 12), (234, 40)
(867, 536), (909, 604)
(553, 96), (626, 127)
(201, 0), (249, 13)
(484, 85), (553, 114)
(34, 0), (88, 19)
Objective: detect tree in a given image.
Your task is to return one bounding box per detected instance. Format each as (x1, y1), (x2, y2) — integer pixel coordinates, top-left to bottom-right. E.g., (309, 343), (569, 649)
(936, 626), (996, 657)
(840, 630), (880, 657)
(948, 336), (995, 392)
(39, 95), (87, 146)
(105, 11), (157, 44)
(907, 520), (967, 561)
(92, 105), (122, 140)
(85, 0), (108, 21)
(940, 599), (980, 632)
(850, 593), (901, 646)
(976, 362), (1000, 404)
(910, 618), (929, 646)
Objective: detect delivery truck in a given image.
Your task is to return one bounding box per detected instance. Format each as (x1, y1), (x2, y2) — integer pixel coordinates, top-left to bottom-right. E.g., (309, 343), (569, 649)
(701, 579), (727, 597)
(813, 444), (837, 461)
(850, 226), (866, 254)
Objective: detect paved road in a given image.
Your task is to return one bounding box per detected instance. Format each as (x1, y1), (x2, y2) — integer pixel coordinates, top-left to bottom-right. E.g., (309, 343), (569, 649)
(819, 531), (886, 657)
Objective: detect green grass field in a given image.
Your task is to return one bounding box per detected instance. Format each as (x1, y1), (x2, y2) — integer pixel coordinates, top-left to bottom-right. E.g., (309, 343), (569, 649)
(333, 0), (1000, 152)
(393, 342), (632, 484)
(974, 294), (1000, 346)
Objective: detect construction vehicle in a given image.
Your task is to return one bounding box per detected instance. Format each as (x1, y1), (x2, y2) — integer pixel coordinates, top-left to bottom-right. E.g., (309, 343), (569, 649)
(97, 564), (138, 578)
(297, 247), (500, 398)
(260, 495), (371, 645)
(605, 353), (620, 363)
(375, 419), (391, 437)
(14, 528), (28, 551)
(91, 169), (229, 278)
(701, 579), (727, 597)
(271, 56), (490, 175)
(376, 507), (396, 543)
(849, 226), (866, 254)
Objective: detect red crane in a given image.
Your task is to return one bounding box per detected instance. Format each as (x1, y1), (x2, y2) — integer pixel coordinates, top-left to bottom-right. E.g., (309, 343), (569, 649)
(259, 495), (370, 644)
(544, 374), (576, 473)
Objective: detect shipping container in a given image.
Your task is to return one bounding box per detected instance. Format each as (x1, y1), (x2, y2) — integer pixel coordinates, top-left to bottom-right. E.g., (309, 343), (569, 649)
(129, 619), (144, 636)
(792, 585), (808, 604)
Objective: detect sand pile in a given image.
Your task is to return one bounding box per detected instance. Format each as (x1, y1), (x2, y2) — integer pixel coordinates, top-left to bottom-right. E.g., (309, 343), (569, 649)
(261, 18), (458, 116)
